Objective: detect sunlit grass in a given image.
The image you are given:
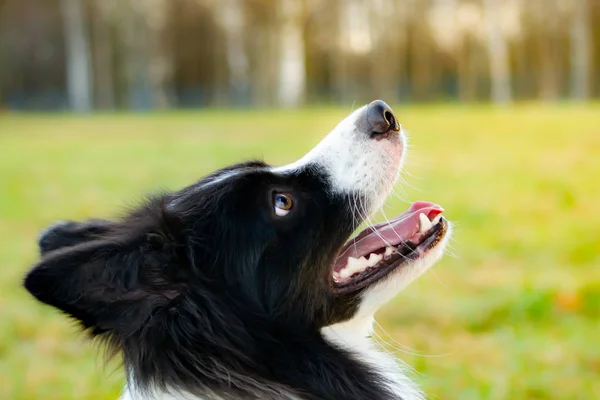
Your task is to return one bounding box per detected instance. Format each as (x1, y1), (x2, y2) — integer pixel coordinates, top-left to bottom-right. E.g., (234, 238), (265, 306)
(1, 104), (599, 399)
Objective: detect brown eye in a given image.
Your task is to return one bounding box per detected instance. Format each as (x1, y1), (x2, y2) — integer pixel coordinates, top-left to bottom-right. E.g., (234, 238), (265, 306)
(274, 193), (293, 216)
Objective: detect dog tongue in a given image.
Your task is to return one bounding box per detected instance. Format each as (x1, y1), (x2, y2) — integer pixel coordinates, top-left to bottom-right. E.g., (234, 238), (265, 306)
(334, 201), (444, 272)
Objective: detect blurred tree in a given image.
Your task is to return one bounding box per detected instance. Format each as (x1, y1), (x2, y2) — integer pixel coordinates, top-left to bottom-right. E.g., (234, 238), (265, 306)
(0, 0), (598, 109)
(409, 0), (435, 101)
(60, 0), (93, 112)
(331, 0), (353, 103)
(145, 0), (174, 109)
(276, 0), (306, 107)
(570, 0), (592, 100)
(215, 0), (250, 105)
(430, 0), (483, 102)
(91, 0), (116, 109)
(168, 0), (225, 107)
(484, 0), (512, 104)
(534, 0), (562, 101)
(368, 0), (401, 103)
(247, 0), (278, 106)
(118, 0), (173, 110)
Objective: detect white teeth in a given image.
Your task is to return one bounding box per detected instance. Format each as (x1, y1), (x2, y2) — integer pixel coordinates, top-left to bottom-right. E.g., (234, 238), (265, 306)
(332, 271), (342, 282)
(432, 214), (442, 225)
(367, 253), (383, 267)
(338, 252), (385, 280)
(346, 256), (362, 271)
(339, 268), (352, 279)
(419, 213), (432, 233)
(342, 256), (365, 277)
(384, 246), (394, 256)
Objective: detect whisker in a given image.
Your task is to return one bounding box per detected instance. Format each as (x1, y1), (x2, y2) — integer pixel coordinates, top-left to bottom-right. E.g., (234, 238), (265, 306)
(371, 330), (418, 359)
(430, 269), (449, 288)
(356, 196), (413, 262)
(396, 170), (423, 193)
(373, 319), (453, 359)
(388, 183), (411, 203)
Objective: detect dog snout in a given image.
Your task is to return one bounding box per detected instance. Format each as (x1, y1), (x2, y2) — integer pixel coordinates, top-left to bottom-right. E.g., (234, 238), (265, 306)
(366, 100), (400, 137)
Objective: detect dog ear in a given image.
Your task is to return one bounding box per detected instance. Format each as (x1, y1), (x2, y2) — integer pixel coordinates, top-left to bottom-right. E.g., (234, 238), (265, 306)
(25, 210), (186, 335)
(38, 219), (114, 255)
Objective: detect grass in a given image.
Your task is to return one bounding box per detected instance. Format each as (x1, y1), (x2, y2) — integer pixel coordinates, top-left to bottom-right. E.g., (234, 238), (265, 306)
(1, 104), (599, 399)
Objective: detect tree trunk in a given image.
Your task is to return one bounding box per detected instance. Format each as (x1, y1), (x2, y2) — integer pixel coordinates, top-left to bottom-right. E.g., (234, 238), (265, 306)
(216, 0), (250, 106)
(369, 0), (399, 103)
(409, 0), (433, 101)
(536, 0), (560, 101)
(570, 0), (591, 100)
(121, 1), (149, 110)
(276, 0), (306, 108)
(119, 0), (172, 110)
(60, 0), (93, 112)
(332, 0), (357, 104)
(92, 0), (115, 109)
(458, 36), (478, 103)
(145, 0), (173, 109)
(483, 0), (511, 105)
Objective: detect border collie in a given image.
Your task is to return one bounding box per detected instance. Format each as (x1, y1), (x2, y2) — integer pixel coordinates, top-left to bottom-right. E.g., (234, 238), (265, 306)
(24, 100), (451, 400)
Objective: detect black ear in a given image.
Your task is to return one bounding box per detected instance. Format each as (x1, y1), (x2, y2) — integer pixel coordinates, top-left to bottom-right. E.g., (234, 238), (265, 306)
(38, 219), (114, 255)
(25, 215), (186, 335)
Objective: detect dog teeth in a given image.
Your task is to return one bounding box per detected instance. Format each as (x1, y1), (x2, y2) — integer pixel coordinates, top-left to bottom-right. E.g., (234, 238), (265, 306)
(339, 268), (352, 279)
(341, 256), (363, 278)
(338, 252), (385, 279)
(432, 214), (442, 225)
(367, 253), (383, 267)
(419, 213), (432, 233)
(384, 246), (394, 256)
(347, 256), (364, 270)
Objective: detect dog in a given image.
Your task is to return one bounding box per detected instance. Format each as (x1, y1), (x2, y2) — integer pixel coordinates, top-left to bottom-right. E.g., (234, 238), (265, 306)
(24, 100), (451, 400)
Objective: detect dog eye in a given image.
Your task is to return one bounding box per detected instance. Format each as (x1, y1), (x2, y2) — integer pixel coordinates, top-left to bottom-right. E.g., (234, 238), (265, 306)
(273, 193), (293, 216)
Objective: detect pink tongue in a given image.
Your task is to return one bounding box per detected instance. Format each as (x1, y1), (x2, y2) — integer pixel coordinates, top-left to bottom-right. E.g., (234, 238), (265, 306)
(334, 201), (444, 271)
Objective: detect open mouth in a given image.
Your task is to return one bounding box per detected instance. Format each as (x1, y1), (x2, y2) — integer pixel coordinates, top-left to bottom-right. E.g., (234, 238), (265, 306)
(332, 201), (448, 294)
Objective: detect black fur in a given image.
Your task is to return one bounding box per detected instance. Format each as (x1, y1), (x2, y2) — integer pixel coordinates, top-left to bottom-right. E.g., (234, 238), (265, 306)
(24, 161), (392, 399)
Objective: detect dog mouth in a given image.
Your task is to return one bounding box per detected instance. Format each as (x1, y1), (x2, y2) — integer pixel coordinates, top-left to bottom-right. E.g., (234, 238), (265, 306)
(331, 201), (448, 294)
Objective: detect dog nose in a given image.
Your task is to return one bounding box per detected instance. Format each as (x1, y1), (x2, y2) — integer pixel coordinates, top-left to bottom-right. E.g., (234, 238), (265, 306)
(366, 100), (400, 135)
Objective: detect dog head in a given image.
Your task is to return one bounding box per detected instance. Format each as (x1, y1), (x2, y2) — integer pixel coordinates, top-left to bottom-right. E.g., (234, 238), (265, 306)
(24, 100), (450, 396)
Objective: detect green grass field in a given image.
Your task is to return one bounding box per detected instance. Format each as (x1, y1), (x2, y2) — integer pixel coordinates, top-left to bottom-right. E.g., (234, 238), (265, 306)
(1, 104), (599, 399)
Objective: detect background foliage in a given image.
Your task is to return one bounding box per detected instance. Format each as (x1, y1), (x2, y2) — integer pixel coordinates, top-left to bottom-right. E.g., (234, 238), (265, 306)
(0, 0), (598, 110)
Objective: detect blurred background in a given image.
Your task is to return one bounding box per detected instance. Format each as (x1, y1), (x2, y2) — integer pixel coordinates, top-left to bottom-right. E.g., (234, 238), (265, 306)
(1, 0), (600, 109)
(1, 0), (599, 399)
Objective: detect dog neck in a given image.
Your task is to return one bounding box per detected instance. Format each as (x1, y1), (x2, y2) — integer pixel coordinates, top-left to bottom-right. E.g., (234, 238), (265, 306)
(120, 316), (423, 400)
(321, 317), (424, 400)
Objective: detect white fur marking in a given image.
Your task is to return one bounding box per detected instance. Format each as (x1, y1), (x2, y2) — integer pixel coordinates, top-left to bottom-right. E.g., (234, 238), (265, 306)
(322, 322), (424, 400)
(272, 105), (405, 208)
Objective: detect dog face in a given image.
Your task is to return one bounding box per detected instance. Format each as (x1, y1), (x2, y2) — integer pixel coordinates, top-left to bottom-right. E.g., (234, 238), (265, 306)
(24, 101), (450, 397)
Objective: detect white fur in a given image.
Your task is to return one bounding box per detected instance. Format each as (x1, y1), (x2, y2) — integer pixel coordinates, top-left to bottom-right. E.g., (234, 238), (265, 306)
(273, 105), (405, 210)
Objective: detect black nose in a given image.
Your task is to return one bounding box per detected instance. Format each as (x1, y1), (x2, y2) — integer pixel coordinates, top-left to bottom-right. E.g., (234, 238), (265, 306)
(366, 100), (400, 135)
